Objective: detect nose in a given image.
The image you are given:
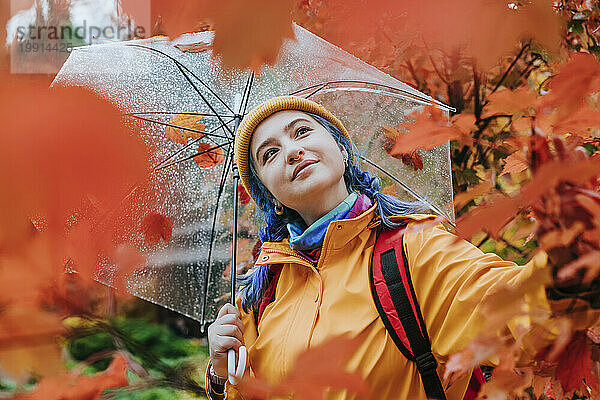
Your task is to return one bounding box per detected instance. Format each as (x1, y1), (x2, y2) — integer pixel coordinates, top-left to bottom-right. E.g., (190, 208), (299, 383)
(285, 143), (304, 164)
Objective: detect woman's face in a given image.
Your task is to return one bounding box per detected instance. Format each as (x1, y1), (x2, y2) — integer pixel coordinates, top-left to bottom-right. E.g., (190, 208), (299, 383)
(250, 110), (349, 224)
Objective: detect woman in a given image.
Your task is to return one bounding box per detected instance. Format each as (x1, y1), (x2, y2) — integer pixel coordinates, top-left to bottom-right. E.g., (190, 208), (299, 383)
(206, 96), (599, 400)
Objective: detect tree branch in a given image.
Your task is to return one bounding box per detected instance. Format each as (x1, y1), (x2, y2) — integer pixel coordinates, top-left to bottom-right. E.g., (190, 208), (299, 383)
(489, 42), (530, 96)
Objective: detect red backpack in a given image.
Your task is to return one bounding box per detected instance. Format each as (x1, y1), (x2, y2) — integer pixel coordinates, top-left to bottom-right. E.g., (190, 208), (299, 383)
(253, 228), (485, 400)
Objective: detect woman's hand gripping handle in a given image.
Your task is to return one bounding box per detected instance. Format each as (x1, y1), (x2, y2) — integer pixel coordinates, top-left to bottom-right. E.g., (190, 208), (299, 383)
(208, 303), (247, 385)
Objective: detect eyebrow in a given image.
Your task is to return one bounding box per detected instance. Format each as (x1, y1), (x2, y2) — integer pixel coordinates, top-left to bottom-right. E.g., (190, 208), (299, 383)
(253, 118), (312, 163)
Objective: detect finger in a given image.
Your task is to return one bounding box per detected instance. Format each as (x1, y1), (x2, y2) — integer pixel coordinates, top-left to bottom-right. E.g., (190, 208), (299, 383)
(218, 314), (245, 333)
(215, 336), (243, 352)
(215, 324), (244, 343)
(217, 303), (238, 318)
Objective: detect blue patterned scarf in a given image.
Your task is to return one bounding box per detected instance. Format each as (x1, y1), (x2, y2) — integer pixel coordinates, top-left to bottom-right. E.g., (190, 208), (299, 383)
(287, 192), (359, 251)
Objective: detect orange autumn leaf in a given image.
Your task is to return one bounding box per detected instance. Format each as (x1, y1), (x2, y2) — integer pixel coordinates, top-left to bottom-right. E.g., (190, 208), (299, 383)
(458, 157), (600, 238)
(193, 142), (225, 168)
(64, 227), (108, 285)
(451, 113), (476, 135)
(588, 325), (600, 344)
(165, 113), (205, 145)
(389, 106), (466, 154)
(0, 306), (65, 382)
(483, 87), (538, 118)
(149, 0), (293, 70)
(557, 250), (600, 284)
(208, 0), (294, 71)
(551, 103), (600, 136)
(13, 353), (129, 400)
(305, 0), (562, 72)
(174, 41), (212, 53)
(456, 194), (520, 239)
(537, 53), (600, 115)
(443, 335), (504, 388)
(531, 376), (552, 399)
(500, 152), (529, 176)
(137, 0), (208, 38)
(480, 266), (552, 331)
(240, 336), (370, 400)
(520, 158), (600, 204)
(539, 221), (585, 250)
(0, 79), (149, 285)
(110, 243), (146, 290)
(478, 368), (533, 400)
(0, 233), (60, 304)
(575, 192), (600, 229)
(453, 180), (493, 209)
(141, 213), (173, 245)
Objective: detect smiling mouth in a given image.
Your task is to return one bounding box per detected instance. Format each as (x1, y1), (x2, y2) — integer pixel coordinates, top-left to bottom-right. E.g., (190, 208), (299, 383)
(292, 160), (317, 180)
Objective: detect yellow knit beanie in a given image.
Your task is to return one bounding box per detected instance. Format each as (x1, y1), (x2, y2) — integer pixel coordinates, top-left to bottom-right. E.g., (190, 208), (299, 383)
(234, 95), (350, 201)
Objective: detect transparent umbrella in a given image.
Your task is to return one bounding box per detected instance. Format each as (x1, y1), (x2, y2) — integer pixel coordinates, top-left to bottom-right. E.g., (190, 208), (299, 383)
(52, 23), (454, 335)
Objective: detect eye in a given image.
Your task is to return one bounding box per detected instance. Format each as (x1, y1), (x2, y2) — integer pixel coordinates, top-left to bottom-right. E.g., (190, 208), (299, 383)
(263, 148), (277, 163)
(295, 126), (311, 137)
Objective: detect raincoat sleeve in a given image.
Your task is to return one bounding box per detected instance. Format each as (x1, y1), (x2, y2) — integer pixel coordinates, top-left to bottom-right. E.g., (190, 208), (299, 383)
(221, 296), (259, 400)
(403, 221), (600, 366)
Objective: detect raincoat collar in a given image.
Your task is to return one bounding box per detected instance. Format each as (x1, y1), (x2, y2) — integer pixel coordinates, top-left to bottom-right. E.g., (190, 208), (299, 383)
(255, 201), (439, 268)
(287, 192), (359, 252)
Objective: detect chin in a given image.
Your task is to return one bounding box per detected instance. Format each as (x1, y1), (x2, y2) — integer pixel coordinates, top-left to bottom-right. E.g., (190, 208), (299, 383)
(291, 178), (344, 202)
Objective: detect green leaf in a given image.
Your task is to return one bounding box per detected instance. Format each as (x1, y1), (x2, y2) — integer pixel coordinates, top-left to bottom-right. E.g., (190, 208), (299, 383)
(568, 20), (584, 33)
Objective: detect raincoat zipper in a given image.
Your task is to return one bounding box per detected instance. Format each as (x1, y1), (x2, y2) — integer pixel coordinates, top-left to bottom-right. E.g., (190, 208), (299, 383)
(263, 247), (315, 269)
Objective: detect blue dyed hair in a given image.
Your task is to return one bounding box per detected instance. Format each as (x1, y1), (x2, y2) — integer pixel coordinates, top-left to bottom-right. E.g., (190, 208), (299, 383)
(238, 112), (428, 312)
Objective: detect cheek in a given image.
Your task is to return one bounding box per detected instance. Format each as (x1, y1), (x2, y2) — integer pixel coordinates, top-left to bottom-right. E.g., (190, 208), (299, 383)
(326, 147), (345, 172)
(255, 163), (285, 195)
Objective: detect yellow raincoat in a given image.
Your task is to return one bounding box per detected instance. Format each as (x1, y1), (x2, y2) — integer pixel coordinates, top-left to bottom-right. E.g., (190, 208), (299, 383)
(224, 205), (599, 400)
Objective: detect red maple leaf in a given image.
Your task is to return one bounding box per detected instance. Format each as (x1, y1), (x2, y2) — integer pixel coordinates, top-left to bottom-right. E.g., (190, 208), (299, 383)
(141, 213), (173, 245)
(554, 331), (599, 392)
(238, 183), (251, 205)
(401, 152), (424, 171)
(193, 142), (225, 168)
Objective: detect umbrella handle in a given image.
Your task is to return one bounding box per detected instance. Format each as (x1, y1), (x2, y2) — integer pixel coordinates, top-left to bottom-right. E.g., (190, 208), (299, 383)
(227, 346), (247, 385)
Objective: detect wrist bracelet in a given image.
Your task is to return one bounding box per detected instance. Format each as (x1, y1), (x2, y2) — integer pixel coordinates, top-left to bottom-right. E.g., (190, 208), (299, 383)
(205, 362), (227, 400)
(209, 363), (228, 386)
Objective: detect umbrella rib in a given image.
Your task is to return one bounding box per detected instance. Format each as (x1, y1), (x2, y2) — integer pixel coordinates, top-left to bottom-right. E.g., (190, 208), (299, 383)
(125, 43), (235, 115)
(124, 111), (235, 118)
(200, 145), (234, 325)
(358, 155), (453, 224)
(302, 82), (329, 99)
(173, 62), (235, 139)
(126, 114), (230, 140)
(290, 80), (456, 112)
(152, 117), (235, 172)
(153, 142), (232, 172)
(241, 72), (255, 116)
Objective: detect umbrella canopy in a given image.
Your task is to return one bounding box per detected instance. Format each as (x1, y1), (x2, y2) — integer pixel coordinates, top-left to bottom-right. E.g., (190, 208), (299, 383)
(52, 23), (454, 328)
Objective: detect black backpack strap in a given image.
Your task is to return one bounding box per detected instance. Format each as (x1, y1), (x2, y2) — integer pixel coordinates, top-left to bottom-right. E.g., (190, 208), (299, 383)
(370, 229), (446, 400)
